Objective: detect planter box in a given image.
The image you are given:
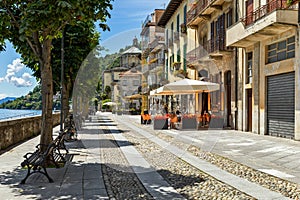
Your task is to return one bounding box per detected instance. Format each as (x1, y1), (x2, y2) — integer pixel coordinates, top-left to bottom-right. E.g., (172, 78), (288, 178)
(154, 119), (168, 130)
(209, 118), (224, 129)
(182, 118), (197, 129)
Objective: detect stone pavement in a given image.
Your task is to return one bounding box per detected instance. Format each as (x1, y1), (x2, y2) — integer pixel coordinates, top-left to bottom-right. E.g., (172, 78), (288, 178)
(116, 114), (300, 186)
(0, 123), (109, 200)
(0, 112), (300, 199)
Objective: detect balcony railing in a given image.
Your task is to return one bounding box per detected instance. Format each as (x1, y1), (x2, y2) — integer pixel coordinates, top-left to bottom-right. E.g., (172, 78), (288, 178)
(174, 32), (180, 42)
(186, 33), (231, 61)
(149, 36), (165, 49)
(241, 0), (293, 26)
(168, 38), (174, 48)
(188, 0), (225, 24)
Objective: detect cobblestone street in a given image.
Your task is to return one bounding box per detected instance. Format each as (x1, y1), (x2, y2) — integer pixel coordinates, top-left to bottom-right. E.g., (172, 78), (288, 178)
(1, 112), (300, 199)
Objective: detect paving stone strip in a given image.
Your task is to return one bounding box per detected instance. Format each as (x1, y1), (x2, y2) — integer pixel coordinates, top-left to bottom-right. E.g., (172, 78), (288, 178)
(118, 124), (254, 199)
(112, 115), (291, 200)
(98, 119), (153, 200)
(159, 130), (300, 200)
(102, 117), (185, 200)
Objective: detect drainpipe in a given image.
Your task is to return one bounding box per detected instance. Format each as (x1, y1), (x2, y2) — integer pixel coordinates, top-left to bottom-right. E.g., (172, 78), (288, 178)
(235, 47), (238, 130)
(298, 2), (300, 25)
(234, 0), (239, 130)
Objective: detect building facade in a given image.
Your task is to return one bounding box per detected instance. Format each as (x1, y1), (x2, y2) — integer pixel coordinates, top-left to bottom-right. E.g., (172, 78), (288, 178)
(140, 9), (166, 113)
(185, 0), (237, 128)
(227, 0), (300, 139)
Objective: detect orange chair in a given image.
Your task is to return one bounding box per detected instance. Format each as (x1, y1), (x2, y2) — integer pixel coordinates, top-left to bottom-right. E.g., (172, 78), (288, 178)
(170, 114), (179, 129)
(141, 110), (151, 124)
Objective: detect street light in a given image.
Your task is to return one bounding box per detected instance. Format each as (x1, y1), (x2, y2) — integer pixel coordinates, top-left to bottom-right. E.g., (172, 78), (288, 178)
(60, 29), (65, 132)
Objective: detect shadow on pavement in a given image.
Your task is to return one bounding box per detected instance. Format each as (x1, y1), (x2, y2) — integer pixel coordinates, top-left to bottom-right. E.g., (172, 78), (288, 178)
(102, 163), (205, 199)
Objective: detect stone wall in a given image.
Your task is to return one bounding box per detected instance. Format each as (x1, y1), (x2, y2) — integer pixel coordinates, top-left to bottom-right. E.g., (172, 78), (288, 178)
(0, 113), (60, 151)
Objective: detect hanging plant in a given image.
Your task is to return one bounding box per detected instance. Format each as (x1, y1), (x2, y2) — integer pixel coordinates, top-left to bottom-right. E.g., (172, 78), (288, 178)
(174, 69), (188, 78)
(287, 0), (299, 5)
(172, 62), (181, 70)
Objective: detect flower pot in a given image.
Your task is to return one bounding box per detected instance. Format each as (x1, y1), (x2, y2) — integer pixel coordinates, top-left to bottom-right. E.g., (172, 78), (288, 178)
(209, 117), (224, 129)
(182, 117), (197, 129)
(154, 118), (168, 130)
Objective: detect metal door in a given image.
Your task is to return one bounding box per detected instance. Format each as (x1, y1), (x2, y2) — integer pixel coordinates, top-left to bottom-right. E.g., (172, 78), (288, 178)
(267, 72), (295, 138)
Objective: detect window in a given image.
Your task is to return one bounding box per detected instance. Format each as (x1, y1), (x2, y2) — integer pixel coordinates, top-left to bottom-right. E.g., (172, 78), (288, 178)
(183, 43), (187, 70)
(177, 14), (180, 32)
(177, 49), (181, 62)
(133, 80), (140, 86)
(122, 80), (128, 86)
(170, 54), (174, 72)
(183, 5), (187, 24)
(226, 9), (233, 28)
(266, 36), (295, 64)
(246, 52), (253, 84)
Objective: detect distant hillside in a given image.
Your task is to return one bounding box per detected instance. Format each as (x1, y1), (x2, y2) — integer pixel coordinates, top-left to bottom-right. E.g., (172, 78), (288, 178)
(0, 85), (42, 110)
(0, 97), (16, 104)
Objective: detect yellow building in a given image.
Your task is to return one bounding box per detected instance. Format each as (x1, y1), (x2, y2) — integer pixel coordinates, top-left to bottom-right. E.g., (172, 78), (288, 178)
(157, 0), (236, 128)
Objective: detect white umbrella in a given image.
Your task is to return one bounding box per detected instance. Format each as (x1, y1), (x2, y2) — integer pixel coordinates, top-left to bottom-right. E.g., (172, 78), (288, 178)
(103, 102), (117, 106)
(150, 78), (220, 95)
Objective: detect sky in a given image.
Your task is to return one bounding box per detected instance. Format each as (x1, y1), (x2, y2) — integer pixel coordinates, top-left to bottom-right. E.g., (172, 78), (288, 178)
(0, 0), (169, 100)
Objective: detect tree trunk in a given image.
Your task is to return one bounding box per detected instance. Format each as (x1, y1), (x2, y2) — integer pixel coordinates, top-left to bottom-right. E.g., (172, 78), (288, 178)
(39, 38), (54, 150)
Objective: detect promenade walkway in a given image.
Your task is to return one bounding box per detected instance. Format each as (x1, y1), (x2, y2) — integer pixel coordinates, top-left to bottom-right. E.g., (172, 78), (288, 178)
(0, 112), (299, 199)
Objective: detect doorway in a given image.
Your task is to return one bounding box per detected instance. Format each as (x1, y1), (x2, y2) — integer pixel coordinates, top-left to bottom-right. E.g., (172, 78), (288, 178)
(225, 71), (232, 127)
(246, 89), (252, 131)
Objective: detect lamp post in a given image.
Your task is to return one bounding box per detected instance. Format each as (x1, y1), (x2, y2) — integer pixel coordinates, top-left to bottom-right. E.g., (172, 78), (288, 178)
(60, 30), (65, 132)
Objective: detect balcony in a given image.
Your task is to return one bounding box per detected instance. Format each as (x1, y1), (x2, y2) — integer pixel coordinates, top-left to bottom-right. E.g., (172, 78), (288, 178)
(148, 58), (164, 72)
(168, 38), (174, 48)
(187, 0), (230, 26)
(149, 36), (165, 50)
(174, 32), (180, 43)
(227, 0), (298, 47)
(187, 33), (232, 64)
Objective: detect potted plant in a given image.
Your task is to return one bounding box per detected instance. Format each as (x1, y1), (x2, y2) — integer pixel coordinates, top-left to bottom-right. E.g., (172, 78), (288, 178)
(209, 114), (224, 129)
(181, 23), (187, 34)
(172, 62), (181, 70)
(182, 114), (197, 129)
(153, 115), (168, 130)
(174, 69), (188, 78)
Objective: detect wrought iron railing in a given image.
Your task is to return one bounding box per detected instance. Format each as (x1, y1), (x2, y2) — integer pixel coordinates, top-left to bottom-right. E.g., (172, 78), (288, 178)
(187, 0), (225, 24)
(186, 33), (231, 61)
(241, 0), (294, 26)
(149, 36), (165, 49)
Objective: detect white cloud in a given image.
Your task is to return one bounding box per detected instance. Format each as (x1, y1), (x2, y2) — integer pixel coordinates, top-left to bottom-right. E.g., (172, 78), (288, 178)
(10, 73), (32, 87)
(0, 58), (33, 87)
(0, 94), (7, 99)
(7, 58), (25, 74)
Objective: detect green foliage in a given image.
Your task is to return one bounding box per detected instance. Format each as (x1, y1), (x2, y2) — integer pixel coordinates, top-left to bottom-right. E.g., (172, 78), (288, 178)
(0, 85), (42, 110)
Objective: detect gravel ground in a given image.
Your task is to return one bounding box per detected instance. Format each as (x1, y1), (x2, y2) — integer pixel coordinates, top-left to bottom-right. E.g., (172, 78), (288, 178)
(150, 130), (300, 200)
(114, 119), (254, 200)
(99, 126), (154, 199)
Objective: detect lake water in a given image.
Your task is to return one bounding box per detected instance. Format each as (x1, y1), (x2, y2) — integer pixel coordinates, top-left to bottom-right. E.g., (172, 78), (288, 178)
(0, 109), (42, 121)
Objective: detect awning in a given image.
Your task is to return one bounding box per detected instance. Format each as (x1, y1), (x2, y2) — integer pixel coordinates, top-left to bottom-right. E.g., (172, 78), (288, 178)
(124, 93), (142, 100)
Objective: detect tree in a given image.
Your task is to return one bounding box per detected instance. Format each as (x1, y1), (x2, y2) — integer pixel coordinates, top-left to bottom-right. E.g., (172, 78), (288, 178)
(51, 22), (100, 123)
(0, 1), (112, 150)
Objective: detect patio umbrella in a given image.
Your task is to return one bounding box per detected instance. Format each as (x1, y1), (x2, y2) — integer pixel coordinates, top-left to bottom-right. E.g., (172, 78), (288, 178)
(103, 102), (117, 106)
(150, 78), (220, 95)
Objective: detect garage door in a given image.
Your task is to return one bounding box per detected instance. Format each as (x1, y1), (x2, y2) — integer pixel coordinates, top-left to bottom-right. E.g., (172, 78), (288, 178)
(267, 72), (295, 138)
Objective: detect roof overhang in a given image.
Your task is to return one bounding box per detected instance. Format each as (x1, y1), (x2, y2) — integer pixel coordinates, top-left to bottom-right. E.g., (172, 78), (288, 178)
(157, 0), (183, 27)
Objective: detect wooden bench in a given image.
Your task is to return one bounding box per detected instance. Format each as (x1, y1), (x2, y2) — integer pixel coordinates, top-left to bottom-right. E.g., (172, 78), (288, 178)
(20, 132), (68, 184)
